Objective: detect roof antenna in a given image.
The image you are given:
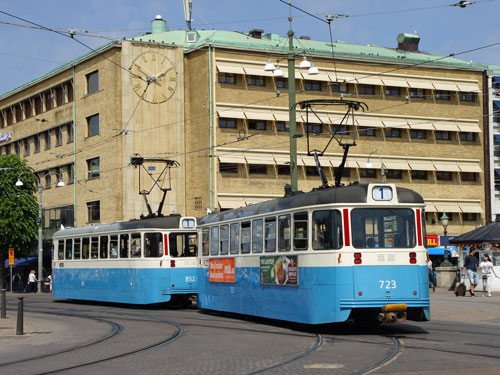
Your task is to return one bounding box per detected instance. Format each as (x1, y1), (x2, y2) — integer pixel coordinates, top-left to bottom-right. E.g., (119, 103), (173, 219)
(183, 0), (193, 30)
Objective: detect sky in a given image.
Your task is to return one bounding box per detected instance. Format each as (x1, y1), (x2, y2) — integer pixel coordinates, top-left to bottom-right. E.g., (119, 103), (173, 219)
(0, 0), (499, 95)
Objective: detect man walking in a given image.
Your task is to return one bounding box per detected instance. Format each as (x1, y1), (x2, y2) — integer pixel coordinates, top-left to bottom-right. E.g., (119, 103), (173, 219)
(463, 248), (479, 296)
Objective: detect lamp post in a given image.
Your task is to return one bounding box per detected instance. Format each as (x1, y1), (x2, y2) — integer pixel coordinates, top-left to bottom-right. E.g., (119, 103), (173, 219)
(440, 212), (452, 266)
(16, 172), (64, 293)
(365, 148), (386, 182)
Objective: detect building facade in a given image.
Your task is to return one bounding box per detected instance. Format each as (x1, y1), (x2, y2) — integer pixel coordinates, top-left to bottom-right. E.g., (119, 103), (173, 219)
(0, 17), (487, 258)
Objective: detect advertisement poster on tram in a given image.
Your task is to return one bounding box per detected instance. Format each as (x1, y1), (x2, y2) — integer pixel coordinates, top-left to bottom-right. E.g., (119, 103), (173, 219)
(260, 256), (298, 286)
(209, 258), (235, 283)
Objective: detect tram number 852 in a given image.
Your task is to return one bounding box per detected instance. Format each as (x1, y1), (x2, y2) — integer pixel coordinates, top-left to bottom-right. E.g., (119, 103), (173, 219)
(185, 276), (196, 283)
(379, 280), (397, 289)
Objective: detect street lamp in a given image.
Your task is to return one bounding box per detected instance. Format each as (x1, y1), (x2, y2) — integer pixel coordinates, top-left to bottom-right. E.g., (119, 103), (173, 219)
(440, 212), (452, 266)
(365, 148), (387, 183)
(16, 171), (64, 293)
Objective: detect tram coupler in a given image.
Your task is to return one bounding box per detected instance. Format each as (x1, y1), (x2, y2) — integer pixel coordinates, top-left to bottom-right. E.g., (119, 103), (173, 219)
(379, 304), (407, 323)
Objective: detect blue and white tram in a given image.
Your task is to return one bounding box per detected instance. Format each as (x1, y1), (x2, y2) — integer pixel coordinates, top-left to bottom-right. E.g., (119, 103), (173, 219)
(197, 182), (430, 325)
(52, 215), (199, 304)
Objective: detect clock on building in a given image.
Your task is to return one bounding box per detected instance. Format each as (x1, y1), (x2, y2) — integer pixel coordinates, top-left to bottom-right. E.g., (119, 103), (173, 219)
(129, 51), (177, 104)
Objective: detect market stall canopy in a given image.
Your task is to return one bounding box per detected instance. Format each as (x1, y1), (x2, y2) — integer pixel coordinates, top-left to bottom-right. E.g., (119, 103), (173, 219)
(449, 222), (500, 247)
(3, 257), (37, 268)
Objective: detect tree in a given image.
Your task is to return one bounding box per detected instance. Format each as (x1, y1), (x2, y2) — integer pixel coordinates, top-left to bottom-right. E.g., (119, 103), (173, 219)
(0, 154), (38, 289)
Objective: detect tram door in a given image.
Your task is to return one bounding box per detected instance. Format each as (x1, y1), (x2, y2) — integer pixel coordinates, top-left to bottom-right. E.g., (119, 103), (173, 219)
(168, 232), (199, 291)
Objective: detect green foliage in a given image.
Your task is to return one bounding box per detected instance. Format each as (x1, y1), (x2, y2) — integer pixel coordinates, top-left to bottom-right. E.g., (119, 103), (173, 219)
(0, 154), (38, 260)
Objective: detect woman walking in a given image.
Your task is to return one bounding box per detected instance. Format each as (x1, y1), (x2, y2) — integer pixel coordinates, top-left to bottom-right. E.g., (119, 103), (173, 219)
(479, 254), (499, 297)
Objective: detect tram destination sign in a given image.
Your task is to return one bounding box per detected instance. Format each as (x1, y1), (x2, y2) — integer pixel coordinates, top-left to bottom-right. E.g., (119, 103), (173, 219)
(260, 256), (298, 286)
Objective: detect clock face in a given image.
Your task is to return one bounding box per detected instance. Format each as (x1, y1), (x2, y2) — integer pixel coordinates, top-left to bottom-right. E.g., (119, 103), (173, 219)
(129, 51), (177, 104)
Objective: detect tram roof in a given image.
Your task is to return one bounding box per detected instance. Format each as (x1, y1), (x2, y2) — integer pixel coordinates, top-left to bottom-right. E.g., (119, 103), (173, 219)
(53, 214), (189, 238)
(199, 182), (424, 225)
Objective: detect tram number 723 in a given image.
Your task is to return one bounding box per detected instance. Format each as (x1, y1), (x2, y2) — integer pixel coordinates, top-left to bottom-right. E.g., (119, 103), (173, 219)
(379, 280), (397, 289)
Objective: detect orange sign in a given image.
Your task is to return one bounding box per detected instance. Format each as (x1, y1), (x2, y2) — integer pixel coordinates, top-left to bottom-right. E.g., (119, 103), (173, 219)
(8, 248), (14, 265)
(209, 258), (235, 283)
(427, 235), (439, 247)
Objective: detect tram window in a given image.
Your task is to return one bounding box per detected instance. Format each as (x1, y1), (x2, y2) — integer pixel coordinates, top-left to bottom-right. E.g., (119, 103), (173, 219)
(110, 235), (118, 258)
(91, 237), (99, 259)
(120, 234), (129, 258)
(58, 241), (64, 260)
(82, 237), (90, 259)
(241, 221), (251, 254)
(169, 233), (197, 257)
(100, 236), (108, 258)
(312, 210), (343, 250)
(220, 225), (229, 255)
(202, 229), (210, 256)
(278, 215), (291, 252)
(265, 217), (276, 252)
(131, 233), (141, 258)
(230, 223), (240, 254)
(144, 233), (163, 257)
(252, 219), (263, 253)
(293, 212), (308, 250)
(65, 239), (73, 259)
(74, 238), (81, 259)
(351, 208), (416, 249)
(210, 227), (219, 255)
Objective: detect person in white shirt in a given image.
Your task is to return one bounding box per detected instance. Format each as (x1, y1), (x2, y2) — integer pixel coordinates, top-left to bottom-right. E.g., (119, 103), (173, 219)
(479, 254), (499, 297)
(27, 270), (38, 293)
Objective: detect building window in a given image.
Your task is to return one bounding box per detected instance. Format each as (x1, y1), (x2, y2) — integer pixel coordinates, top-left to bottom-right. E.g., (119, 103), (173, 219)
(305, 124), (322, 134)
(330, 83), (347, 93)
(219, 163), (238, 173)
(56, 127), (63, 146)
(218, 73), (235, 84)
(461, 172), (478, 182)
(385, 87), (400, 96)
(56, 86), (64, 106)
(87, 157), (100, 179)
(67, 122), (74, 143)
(277, 165), (290, 175)
(334, 168), (350, 177)
(358, 85), (375, 95)
(411, 170), (427, 180)
(14, 142), (20, 156)
(439, 212), (454, 222)
(385, 128), (401, 138)
(386, 170), (402, 179)
(24, 138), (30, 156)
(463, 213), (478, 222)
(360, 169), (376, 178)
(15, 105), (22, 122)
(410, 130), (426, 139)
(460, 132), (476, 142)
(34, 96), (42, 114)
(276, 79), (288, 88)
(45, 90), (54, 111)
(249, 121), (266, 130)
(436, 171), (452, 181)
(277, 122), (289, 132)
(67, 164), (75, 184)
(306, 166), (318, 176)
(359, 128), (376, 136)
(304, 81), (321, 91)
(219, 118), (236, 129)
(34, 134), (40, 153)
(45, 130), (51, 150)
(87, 201), (100, 223)
(459, 92), (476, 102)
(44, 173), (52, 189)
(249, 164), (267, 174)
(86, 71), (99, 94)
(24, 100), (32, 119)
(4, 144), (10, 155)
(87, 113), (99, 136)
(248, 75), (265, 86)
(436, 131), (451, 141)
(435, 91), (451, 100)
(410, 88), (426, 99)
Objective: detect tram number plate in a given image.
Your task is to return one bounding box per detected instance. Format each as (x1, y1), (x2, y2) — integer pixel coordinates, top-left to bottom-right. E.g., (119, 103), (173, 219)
(379, 280), (397, 289)
(372, 186), (392, 201)
(185, 276), (196, 283)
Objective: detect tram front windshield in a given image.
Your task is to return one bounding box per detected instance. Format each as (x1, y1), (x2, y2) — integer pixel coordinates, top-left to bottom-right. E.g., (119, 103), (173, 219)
(351, 208), (416, 249)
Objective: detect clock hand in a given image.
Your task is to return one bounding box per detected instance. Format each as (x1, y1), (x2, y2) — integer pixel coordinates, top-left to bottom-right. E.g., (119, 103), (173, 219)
(134, 64), (155, 79)
(153, 67), (174, 79)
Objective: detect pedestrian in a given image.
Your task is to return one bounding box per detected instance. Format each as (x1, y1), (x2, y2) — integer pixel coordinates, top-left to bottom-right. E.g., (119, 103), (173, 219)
(427, 253), (435, 292)
(479, 254), (499, 297)
(12, 273), (20, 292)
(27, 270), (38, 293)
(47, 274), (52, 292)
(463, 248), (479, 296)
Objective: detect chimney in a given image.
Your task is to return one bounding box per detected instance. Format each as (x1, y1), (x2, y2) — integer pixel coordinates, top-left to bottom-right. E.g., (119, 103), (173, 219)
(397, 33), (420, 52)
(299, 35), (311, 40)
(152, 15), (167, 34)
(249, 28), (264, 39)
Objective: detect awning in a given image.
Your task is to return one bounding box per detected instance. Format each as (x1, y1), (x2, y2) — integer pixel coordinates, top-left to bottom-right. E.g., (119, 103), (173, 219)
(300, 156), (317, 167)
(433, 121), (459, 132)
(407, 120), (434, 130)
(327, 156), (343, 168)
(409, 160), (435, 171)
(425, 203), (437, 212)
(302, 115), (329, 124)
(383, 160), (410, 170)
(274, 155), (291, 165)
(406, 78), (433, 90)
(245, 154), (274, 165)
(330, 72), (354, 83)
(301, 73), (330, 82)
(217, 109), (245, 119)
(458, 163), (481, 173)
(244, 66), (273, 77)
(456, 81), (480, 92)
(434, 202), (461, 212)
(4, 257), (37, 268)
(356, 76), (383, 86)
(218, 198), (245, 209)
(433, 161), (461, 172)
(457, 123), (481, 133)
(381, 77), (408, 88)
(245, 111), (275, 121)
(356, 117), (384, 128)
(217, 64), (245, 75)
(344, 158), (360, 168)
(273, 112), (289, 122)
(460, 203), (483, 213)
(428, 246), (458, 256)
(432, 81), (459, 91)
(218, 152), (246, 164)
(382, 119), (409, 129)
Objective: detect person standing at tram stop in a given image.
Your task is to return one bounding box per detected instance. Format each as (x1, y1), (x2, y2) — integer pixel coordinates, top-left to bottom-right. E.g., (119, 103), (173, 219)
(479, 254), (499, 297)
(27, 269), (38, 293)
(463, 248), (479, 297)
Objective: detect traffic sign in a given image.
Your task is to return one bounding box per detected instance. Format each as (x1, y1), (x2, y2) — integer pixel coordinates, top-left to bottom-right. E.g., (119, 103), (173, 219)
(8, 248), (14, 265)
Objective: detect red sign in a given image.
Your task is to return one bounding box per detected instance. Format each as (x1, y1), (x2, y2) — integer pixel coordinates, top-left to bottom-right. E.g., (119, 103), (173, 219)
(427, 235), (439, 247)
(209, 258), (235, 283)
